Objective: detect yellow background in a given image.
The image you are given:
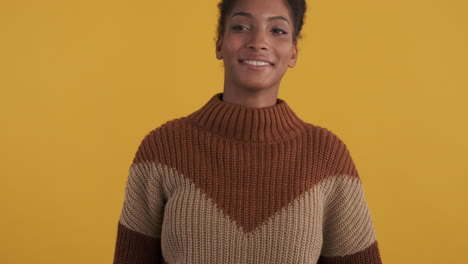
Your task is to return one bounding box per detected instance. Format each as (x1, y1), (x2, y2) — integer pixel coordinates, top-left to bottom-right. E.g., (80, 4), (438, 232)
(2, 0), (467, 263)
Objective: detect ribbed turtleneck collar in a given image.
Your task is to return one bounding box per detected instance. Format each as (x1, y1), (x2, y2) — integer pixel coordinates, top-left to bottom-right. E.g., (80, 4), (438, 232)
(187, 93), (308, 143)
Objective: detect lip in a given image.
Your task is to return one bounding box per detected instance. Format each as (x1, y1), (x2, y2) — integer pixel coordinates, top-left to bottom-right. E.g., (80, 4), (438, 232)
(239, 56), (274, 71)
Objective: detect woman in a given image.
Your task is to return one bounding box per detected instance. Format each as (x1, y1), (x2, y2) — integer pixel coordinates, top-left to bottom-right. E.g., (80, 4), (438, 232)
(113, 0), (383, 263)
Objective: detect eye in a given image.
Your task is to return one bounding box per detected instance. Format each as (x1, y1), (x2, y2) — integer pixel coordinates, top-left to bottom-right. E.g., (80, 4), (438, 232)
(232, 25), (249, 31)
(272, 28), (288, 35)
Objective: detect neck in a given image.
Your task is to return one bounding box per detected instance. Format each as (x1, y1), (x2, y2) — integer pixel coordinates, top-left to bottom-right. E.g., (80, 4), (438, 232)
(222, 78), (280, 108)
(187, 93), (308, 143)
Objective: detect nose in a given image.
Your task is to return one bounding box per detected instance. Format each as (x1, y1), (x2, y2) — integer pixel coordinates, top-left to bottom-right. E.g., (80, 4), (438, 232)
(246, 29), (268, 51)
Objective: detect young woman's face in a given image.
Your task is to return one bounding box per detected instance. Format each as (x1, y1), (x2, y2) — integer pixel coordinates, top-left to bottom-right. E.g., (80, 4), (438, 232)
(216, 0), (297, 91)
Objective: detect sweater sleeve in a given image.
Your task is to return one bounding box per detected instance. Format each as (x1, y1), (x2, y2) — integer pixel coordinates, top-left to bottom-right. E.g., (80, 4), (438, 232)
(113, 133), (167, 264)
(317, 135), (383, 264)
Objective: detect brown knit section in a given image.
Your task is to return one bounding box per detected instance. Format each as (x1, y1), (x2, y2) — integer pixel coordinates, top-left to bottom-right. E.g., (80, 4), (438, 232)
(113, 222), (167, 264)
(317, 241), (382, 264)
(187, 93), (308, 142)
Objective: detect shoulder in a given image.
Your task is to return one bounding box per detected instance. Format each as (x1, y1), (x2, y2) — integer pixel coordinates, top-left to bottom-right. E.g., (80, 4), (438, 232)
(141, 116), (194, 142)
(132, 117), (191, 163)
(304, 123), (349, 148)
(303, 123), (358, 177)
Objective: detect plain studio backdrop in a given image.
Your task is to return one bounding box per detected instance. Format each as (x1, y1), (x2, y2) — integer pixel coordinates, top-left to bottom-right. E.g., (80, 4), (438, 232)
(1, 0), (467, 263)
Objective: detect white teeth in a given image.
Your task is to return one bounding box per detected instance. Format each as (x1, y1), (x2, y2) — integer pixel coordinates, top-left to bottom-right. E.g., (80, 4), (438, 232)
(243, 60), (270, 66)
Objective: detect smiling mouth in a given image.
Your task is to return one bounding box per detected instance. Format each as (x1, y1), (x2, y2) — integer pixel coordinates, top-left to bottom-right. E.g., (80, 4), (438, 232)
(243, 60), (270, 66)
(239, 59), (274, 67)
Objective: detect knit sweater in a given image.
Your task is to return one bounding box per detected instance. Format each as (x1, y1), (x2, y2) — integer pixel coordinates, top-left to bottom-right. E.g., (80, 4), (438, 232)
(113, 93), (382, 264)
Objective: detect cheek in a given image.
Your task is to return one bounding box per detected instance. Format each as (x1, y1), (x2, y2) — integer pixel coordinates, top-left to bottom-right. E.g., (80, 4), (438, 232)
(277, 49), (294, 64)
(222, 34), (246, 55)
(273, 39), (295, 58)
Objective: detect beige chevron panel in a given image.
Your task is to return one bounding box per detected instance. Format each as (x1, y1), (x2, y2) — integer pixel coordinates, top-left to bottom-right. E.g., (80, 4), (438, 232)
(119, 162), (377, 263)
(320, 175), (377, 257)
(160, 168), (324, 263)
(119, 161), (166, 238)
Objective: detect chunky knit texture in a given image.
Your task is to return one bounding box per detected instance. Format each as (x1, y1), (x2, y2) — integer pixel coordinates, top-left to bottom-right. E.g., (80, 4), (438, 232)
(113, 93), (382, 264)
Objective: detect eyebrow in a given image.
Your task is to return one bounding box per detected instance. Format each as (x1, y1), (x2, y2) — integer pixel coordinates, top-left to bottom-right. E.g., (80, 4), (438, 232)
(231, 11), (290, 24)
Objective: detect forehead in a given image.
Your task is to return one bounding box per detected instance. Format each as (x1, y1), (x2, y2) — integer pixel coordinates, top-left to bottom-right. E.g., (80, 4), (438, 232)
(228, 0), (292, 21)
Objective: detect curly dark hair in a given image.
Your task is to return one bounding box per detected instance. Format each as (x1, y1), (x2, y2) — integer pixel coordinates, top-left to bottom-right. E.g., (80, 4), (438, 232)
(216, 0), (307, 44)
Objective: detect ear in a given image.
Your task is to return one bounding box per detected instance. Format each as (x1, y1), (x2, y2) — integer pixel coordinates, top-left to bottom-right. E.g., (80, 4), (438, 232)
(215, 37), (223, 60)
(288, 43), (298, 68)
